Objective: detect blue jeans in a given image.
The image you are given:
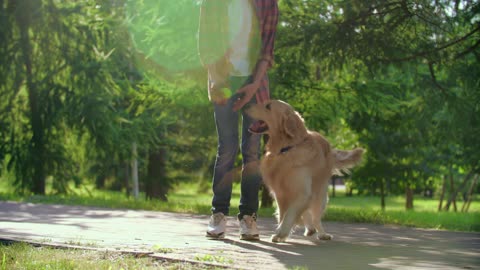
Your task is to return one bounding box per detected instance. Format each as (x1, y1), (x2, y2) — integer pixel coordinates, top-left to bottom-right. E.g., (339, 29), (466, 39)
(211, 76), (262, 220)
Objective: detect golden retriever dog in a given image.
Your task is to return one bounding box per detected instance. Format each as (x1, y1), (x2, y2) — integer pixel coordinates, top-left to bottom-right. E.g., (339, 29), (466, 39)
(245, 100), (364, 243)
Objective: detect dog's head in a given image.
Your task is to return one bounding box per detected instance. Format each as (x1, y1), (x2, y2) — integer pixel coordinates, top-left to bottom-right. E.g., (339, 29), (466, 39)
(246, 100), (308, 140)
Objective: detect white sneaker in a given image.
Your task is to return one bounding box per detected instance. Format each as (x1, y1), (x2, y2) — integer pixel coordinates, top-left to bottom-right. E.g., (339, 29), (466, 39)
(239, 214), (260, 240)
(206, 212), (227, 239)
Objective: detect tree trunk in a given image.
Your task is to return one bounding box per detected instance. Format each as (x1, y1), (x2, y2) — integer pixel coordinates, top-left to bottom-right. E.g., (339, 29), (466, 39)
(346, 182), (353, 197)
(331, 176), (336, 198)
(380, 179), (386, 211)
(405, 185), (414, 210)
(16, 0), (46, 195)
(124, 162), (130, 197)
(444, 173), (456, 211)
(131, 142), (139, 198)
(95, 174), (106, 189)
(145, 148), (168, 201)
(462, 174), (478, 213)
(445, 170), (473, 211)
(438, 175), (446, 211)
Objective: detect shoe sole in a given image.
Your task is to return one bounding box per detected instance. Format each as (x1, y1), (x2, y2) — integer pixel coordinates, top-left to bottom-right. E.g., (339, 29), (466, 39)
(240, 234), (260, 241)
(206, 232), (225, 239)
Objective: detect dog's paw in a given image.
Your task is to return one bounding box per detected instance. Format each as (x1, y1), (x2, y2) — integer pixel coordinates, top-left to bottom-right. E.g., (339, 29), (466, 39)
(271, 234), (287, 243)
(304, 228), (317, 237)
(317, 233), (333, 241)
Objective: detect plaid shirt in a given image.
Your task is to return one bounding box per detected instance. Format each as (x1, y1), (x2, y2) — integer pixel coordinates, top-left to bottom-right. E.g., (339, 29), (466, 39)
(198, 0), (279, 104)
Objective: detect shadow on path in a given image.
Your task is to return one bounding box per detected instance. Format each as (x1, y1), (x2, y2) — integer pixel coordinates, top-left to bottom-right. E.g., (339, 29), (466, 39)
(196, 220), (480, 269)
(1, 201), (479, 270)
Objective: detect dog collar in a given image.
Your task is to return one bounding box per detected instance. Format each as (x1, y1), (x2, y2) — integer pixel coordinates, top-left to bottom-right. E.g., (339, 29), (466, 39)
(280, 146), (293, 154)
(279, 138), (308, 155)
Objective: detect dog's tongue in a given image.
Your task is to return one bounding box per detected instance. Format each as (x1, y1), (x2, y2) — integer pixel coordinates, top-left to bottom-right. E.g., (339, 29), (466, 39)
(248, 120), (268, 133)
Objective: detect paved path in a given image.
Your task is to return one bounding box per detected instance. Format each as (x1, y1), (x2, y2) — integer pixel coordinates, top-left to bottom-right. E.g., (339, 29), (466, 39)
(0, 201), (479, 269)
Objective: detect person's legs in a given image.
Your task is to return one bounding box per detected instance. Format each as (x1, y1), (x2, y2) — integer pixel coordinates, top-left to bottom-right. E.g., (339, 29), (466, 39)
(238, 96), (262, 220)
(211, 97), (239, 216)
(234, 76), (262, 240)
(209, 76), (260, 239)
(207, 80), (242, 238)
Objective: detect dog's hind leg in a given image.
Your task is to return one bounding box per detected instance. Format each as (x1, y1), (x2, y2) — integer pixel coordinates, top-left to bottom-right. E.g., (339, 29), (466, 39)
(271, 172), (311, 243)
(272, 192), (287, 224)
(314, 216), (333, 240)
(302, 210), (317, 237)
(311, 183), (333, 240)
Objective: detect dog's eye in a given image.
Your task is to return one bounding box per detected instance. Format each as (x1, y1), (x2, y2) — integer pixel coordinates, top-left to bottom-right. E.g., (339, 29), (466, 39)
(266, 103), (271, 111)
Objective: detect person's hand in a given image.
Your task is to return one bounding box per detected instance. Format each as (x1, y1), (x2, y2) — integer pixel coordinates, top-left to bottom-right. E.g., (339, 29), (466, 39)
(232, 82), (260, 111)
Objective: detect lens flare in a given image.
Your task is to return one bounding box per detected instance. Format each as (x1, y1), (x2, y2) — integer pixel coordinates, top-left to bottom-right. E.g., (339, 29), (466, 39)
(125, 0), (203, 73)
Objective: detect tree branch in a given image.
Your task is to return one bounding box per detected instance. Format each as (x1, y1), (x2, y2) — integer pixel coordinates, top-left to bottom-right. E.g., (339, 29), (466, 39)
(455, 37), (480, 59)
(39, 62), (68, 86)
(428, 62), (448, 96)
(382, 24), (480, 62)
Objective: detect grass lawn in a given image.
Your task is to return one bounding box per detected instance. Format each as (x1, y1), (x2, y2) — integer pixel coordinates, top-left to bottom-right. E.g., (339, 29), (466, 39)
(326, 192), (480, 232)
(0, 242), (220, 270)
(0, 181), (479, 232)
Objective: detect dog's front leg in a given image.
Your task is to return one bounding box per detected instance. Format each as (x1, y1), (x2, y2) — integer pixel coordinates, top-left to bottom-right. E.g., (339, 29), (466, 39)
(271, 174), (312, 243)
(272, 195), (309, 242)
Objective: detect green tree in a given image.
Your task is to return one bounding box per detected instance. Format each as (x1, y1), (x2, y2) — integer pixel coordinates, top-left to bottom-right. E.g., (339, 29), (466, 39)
(1, 0), (150, 195)
(273, 0), (479, 209)
(1, 0), (117, 194)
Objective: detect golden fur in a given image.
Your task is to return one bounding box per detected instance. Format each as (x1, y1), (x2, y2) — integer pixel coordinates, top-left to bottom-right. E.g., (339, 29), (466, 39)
(246, 100), (364, 242)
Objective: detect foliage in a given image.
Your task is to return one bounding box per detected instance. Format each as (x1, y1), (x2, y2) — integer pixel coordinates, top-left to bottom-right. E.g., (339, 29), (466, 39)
(274, 0), (479, 209)
(125, 0), (202, 73)
(0, 0), (212, 197)
(0, 0), (129, 194)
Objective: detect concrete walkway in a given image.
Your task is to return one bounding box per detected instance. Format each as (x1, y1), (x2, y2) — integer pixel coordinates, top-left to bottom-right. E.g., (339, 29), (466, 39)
(0, 201), (479, 269)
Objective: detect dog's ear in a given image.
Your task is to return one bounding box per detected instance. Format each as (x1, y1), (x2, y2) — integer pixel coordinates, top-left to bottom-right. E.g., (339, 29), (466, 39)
(282, 111), (306, 138)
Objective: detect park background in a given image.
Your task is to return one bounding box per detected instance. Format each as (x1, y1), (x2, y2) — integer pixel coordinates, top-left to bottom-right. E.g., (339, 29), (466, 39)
(0, 0), (479, 233)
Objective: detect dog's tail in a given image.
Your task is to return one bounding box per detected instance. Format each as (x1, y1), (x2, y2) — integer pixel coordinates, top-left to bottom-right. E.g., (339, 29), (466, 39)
(333, 148), (364, 175)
